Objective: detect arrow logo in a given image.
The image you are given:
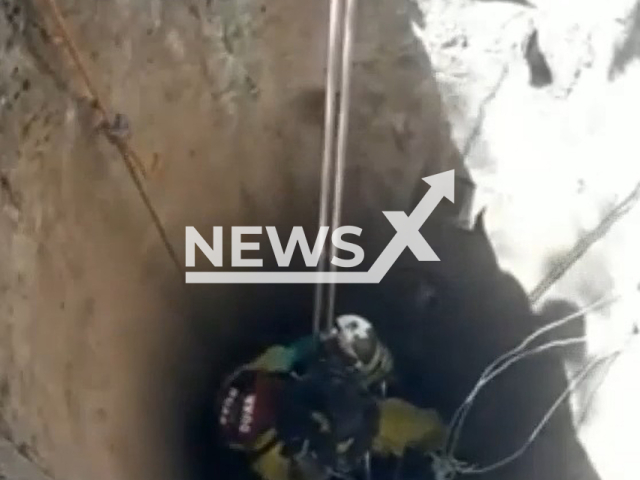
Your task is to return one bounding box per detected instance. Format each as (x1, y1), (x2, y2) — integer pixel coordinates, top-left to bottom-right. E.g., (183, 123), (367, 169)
(186, 170), (454, 284)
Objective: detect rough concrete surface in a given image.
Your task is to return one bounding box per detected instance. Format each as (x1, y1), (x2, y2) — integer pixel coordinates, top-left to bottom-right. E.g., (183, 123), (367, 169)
(0, 1), (639, 480)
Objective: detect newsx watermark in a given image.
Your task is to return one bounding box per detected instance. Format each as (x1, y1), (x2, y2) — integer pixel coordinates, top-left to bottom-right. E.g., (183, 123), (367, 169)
(185, 170), (455, 284)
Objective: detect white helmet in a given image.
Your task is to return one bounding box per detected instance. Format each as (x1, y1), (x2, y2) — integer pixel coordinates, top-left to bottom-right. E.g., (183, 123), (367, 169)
(332, 314), (394, 386)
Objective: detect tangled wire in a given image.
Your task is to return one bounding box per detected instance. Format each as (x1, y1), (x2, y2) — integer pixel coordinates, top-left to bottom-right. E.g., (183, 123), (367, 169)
(432, 287), (640, 479)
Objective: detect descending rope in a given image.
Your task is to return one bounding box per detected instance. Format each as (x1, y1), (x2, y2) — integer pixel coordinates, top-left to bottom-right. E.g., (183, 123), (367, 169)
(313, 0), (342, 336)
(326, 0), (358, 332)
(529, 179), (640, 305)
(443, 289), (621, 455)
(313, 0), (358, 336)
(459, 345), (629, 476)
(437, 285), (639, 479)
(447, 336), (590, 456)
(36, 0), (183, 277)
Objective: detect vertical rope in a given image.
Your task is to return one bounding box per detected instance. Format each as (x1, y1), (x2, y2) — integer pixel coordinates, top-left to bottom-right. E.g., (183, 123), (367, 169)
(325, 0), (358, 333)
(313, 0), (359, 336)
(313, 0), (345, 335)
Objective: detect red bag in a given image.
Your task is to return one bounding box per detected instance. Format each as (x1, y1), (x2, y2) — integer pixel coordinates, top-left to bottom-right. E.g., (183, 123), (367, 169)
(217, 368), (286, 450)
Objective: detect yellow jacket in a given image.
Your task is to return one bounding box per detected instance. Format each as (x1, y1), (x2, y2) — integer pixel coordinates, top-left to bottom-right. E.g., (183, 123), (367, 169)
(227, 345), (446, 480)
(251, 396), (446, 480)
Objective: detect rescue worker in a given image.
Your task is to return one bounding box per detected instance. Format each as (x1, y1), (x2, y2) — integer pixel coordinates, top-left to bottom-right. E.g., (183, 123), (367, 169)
(216, 314), (445, 480)
(238, 314), (394, 391)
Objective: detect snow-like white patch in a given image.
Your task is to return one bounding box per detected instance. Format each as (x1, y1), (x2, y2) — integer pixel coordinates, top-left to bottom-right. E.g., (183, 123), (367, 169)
(415, 1), (640, 478)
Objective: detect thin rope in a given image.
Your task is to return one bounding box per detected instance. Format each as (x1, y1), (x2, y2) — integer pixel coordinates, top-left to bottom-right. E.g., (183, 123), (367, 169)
(38, 0), (145, 176)
(431, 341), (634, 480)
(444, 289), (622, 455)
(529, 179), (640, 305)
(576, 351), (621, 428)
(313, 0), (358, 336)
(447, 336), (589, 456)
(460, 339), (633, 476)
(326, 0), (358, 333)
(439, 287), (639, 479)
(37, 0), (183, 277)
(39, 0), (106, 117)
(313, 0), (343, 336)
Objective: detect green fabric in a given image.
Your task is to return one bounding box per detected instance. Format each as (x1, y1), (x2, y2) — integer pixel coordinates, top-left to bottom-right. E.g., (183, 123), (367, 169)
(288, 335), (319, 365)
(248, 336), (319, 373)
